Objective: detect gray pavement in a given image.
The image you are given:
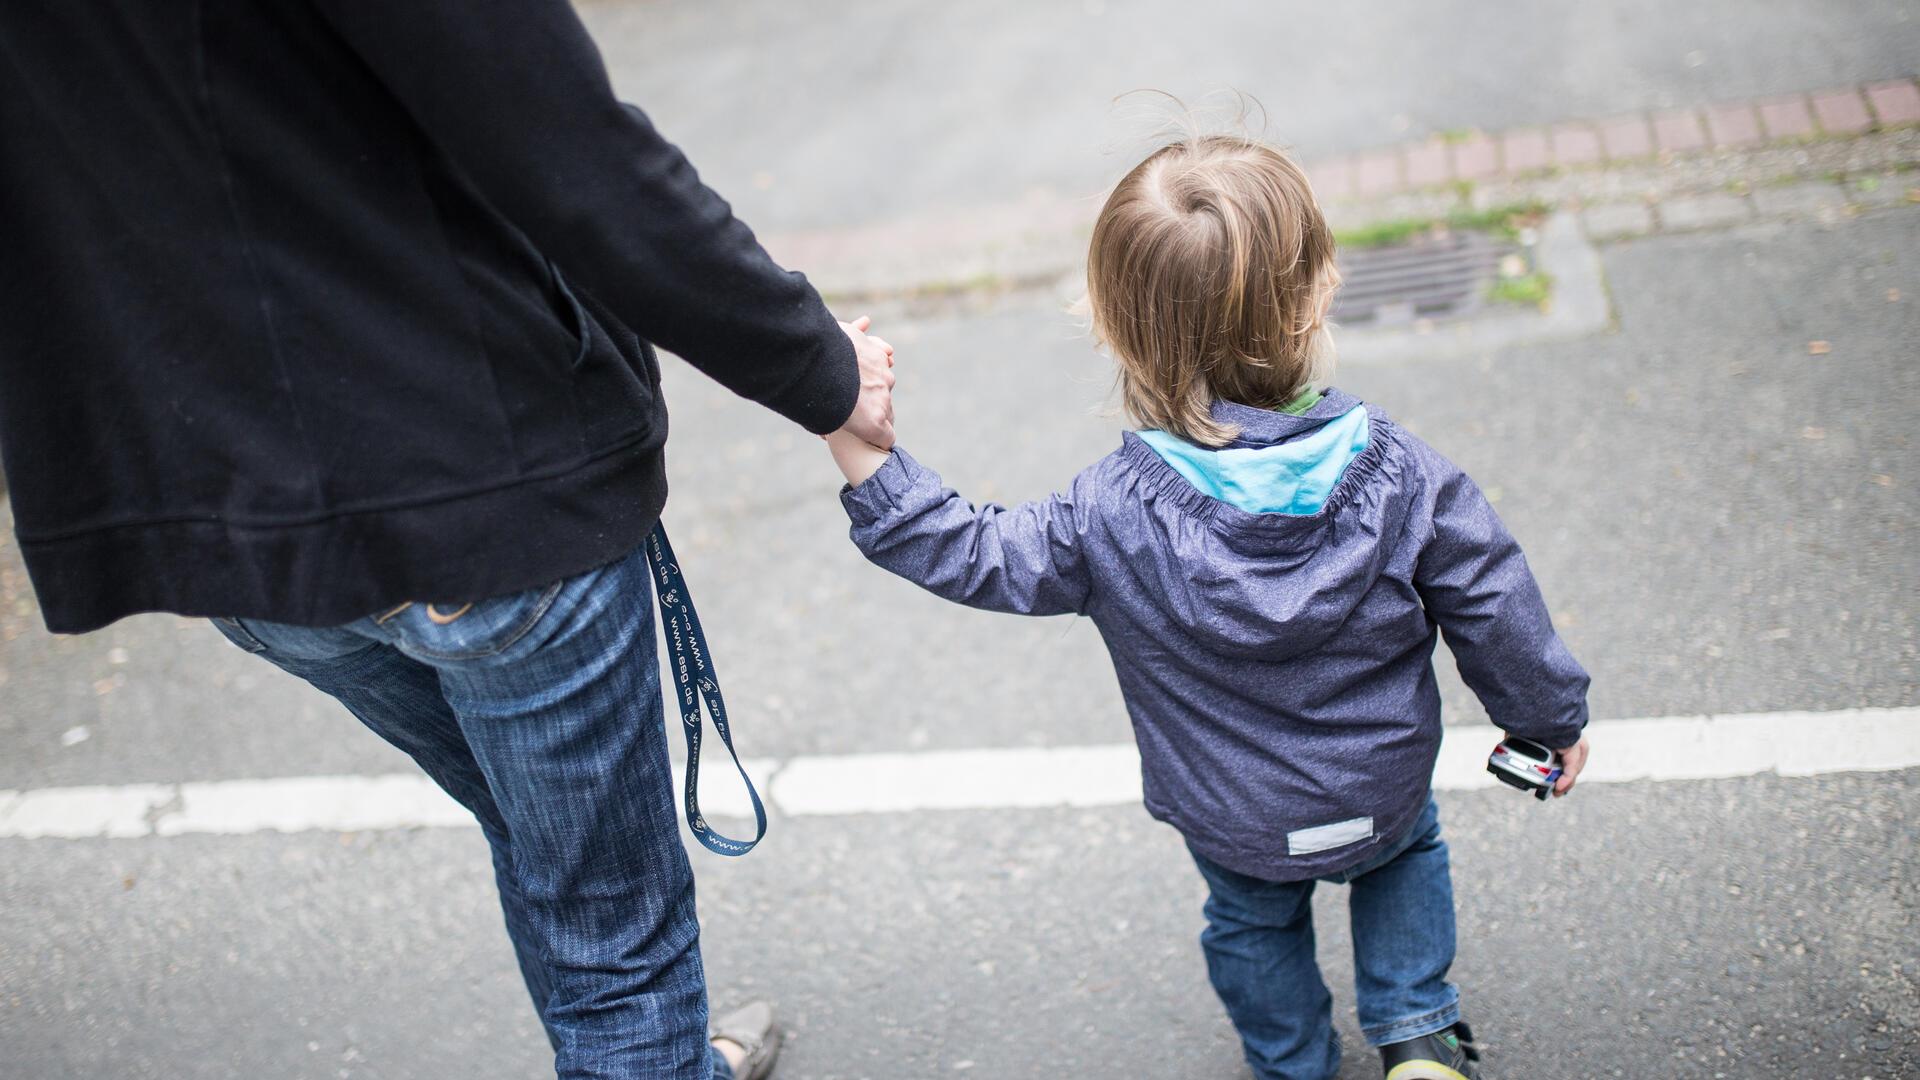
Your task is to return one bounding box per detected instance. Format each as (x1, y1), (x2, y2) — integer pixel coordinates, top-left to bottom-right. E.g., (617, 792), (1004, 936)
(4, 76), (1920, 1080)
(5, 773), (1915, 1079)
(576, 0), (1920, 232)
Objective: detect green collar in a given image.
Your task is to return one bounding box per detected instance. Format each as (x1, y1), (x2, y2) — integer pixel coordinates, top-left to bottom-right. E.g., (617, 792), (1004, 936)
(1276, 386), (1322, 415)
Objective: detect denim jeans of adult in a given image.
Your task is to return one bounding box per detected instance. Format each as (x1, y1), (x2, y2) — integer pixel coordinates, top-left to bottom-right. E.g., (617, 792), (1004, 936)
(212, 541), (732, 1080)
(1187, 796), (1459, 1080)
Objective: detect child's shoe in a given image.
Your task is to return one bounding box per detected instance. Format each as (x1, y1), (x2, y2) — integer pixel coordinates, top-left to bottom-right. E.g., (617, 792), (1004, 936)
(1380, 1021), (1481, 1079)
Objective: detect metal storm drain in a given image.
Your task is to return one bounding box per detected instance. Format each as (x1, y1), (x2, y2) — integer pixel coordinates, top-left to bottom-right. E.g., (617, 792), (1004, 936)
(1329, 230), (1514, 327)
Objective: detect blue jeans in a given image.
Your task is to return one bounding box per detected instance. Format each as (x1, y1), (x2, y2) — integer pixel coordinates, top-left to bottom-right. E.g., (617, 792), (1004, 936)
(1188, 797), (1460, 1080)
(213, 542), (732, 1080)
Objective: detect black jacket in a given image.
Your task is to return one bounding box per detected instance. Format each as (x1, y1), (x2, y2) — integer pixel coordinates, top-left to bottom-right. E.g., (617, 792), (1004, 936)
(0, 1), (858, 633)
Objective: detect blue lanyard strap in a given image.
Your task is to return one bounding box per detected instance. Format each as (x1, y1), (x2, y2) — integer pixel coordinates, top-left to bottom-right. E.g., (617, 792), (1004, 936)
(645, 523), (767, 856)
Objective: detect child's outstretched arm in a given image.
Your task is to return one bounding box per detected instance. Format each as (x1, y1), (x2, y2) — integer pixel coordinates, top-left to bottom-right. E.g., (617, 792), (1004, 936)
(830, 437), (1095, 618)
(1413, 448), (1591, 793)
(826, 429), (891, 487)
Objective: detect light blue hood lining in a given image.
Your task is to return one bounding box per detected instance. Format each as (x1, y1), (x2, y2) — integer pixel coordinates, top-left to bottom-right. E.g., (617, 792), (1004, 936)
(1138, 406), (1371, 515)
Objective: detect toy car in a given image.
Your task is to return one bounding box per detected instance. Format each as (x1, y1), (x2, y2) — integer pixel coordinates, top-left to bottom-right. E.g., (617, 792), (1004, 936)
(1487, 736), (1563, 800)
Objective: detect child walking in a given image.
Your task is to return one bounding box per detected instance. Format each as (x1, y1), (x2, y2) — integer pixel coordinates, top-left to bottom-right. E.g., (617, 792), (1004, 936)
(826, 135), (1590, 1080)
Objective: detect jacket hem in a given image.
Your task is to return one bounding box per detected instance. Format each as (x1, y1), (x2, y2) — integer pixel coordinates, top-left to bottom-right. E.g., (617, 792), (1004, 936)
(1147, 786), (1433, 884)
(24, 441), (669, 634)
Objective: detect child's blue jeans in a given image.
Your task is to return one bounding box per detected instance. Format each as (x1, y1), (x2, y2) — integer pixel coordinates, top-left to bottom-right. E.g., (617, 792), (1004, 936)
(1187, 796), (1460, 1080)
(212, 541), (732, 1079)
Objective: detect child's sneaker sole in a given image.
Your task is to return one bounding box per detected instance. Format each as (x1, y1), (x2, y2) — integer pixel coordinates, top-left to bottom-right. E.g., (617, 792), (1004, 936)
(1385, 1064), (1474, 1080)
(1380, 1022), (1480, 1080)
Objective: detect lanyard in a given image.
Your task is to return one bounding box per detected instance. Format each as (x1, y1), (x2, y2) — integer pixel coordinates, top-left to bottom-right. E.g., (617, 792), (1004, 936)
(645, 523), (767, 856)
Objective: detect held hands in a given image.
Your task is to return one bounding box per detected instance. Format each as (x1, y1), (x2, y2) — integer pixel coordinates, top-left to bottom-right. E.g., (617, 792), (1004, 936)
(836, 315), (895, 449)
(827, 315), (895, 486)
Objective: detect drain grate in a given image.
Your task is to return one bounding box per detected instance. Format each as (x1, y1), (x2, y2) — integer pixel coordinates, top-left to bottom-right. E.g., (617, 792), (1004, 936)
(1329, 230), (1512, 326)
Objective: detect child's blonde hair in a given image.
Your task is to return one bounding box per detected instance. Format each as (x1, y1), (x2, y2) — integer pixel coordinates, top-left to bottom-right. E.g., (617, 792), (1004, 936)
(1086, 134), (1338, 447)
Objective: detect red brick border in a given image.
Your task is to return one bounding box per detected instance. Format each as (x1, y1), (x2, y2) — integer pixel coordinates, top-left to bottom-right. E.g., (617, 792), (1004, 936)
(1810, 88), (1872, 134)
(1652, 108), (1708, 153)
(1403, 140), (1450, 187)
(1450, 134), (1499, 180)
(1703, 102), (1762, 148)
(1865, 80), (1920, 126)
(1756, 96), (1816, 140)
(1550, 123), (1603, 166)
(1597, 115), (1653, 160)
(1355, 150), (1401, 196)
(1305, 78), (1918, 199)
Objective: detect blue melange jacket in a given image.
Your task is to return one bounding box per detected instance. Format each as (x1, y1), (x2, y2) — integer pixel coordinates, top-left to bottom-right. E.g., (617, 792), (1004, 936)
(841, 390), (1589, 881)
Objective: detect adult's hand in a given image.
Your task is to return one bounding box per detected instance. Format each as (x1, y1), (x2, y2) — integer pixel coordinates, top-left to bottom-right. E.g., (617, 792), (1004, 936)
(837, 315), (895, 449)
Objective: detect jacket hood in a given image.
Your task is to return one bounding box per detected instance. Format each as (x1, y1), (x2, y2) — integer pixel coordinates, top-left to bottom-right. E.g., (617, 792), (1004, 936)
(1118, 391), (1414, 660)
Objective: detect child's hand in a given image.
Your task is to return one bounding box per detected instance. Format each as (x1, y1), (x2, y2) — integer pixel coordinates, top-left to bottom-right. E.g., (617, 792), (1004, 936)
(1552, 736), (1589, 797)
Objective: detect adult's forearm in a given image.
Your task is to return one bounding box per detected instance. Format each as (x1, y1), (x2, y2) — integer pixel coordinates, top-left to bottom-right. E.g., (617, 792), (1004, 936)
(308, 0), (858, 432)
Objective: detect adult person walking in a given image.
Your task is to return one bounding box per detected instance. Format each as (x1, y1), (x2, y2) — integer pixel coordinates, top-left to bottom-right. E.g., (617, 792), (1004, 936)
(0, 2), (894, 1077)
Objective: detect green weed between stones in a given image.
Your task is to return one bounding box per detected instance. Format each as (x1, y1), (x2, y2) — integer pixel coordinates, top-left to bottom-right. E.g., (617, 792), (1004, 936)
(1333, 200), (1550, 250)
(1487, 271), (1553, 309)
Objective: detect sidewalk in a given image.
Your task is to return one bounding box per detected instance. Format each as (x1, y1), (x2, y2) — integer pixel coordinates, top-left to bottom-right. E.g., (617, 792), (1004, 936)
(764, 77), (1920, 303)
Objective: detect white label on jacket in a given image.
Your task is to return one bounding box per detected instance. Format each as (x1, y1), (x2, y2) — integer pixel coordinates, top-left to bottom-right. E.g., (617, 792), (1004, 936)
(1288, 816), (1374, 855)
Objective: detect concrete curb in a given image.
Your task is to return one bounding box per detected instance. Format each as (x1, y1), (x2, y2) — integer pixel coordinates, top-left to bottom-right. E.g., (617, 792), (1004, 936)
(1311, 79), (1920, 201)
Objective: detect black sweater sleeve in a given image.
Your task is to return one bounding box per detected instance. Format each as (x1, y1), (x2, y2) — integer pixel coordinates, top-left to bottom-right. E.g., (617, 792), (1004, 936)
(306, 0), (858, 434)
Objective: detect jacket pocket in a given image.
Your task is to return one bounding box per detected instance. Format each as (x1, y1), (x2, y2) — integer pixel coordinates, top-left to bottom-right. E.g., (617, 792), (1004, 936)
(545, 257), (593, 371)
(569, 272), (663, 393)
(636, 337), (663, 390)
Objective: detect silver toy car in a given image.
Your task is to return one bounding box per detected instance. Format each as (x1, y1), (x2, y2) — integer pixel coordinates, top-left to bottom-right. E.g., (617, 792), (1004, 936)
(1487, 735), (1563, 800)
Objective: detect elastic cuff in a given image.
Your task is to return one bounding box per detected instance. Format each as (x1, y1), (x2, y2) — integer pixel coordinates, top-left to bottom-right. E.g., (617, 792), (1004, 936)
(838, 445), (920, 526)
(1362, 1001), (1462, 1047)
(1501, 717), (1586, 752)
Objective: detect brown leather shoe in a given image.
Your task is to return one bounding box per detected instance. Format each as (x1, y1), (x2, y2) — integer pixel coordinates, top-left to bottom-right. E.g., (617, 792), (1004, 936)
(709, 1000), (782, 1080)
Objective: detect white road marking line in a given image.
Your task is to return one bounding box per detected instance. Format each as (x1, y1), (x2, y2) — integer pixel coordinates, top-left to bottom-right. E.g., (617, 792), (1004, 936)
(673, 759), (780, 823)
(0, 783), (173, 839)
(159, 774), (476, 836)
(1, 707), (1915, 840)
(772, 744), (1144, 816)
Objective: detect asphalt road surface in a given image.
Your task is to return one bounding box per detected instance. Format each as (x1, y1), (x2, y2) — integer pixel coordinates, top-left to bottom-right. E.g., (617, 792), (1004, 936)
(2, 169), (1917, 1076)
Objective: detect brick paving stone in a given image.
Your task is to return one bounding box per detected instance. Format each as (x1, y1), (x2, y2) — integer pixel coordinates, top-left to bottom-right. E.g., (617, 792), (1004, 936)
(1404, 140), (1451, 187)
(1451, 134), (1499, 180)
(1312, 156), (1355, 200)
(1355, 151), (1402, 195)
(1864, 79), (1920, 127)
(1502, 128), (1551, 173)
(1810, 88), (1872, 134)
(1597, 115), (1653, 160)
(1704, 102), (1762, 148)
(1750, 181), (1850, 221)
(1582, 201), (1655, 240)
(1658, 192), (1752, 231)
(1652, 109), (1708, 153)
(1550, 123), (1603, 166)
(1756, 95), (1817, 140)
